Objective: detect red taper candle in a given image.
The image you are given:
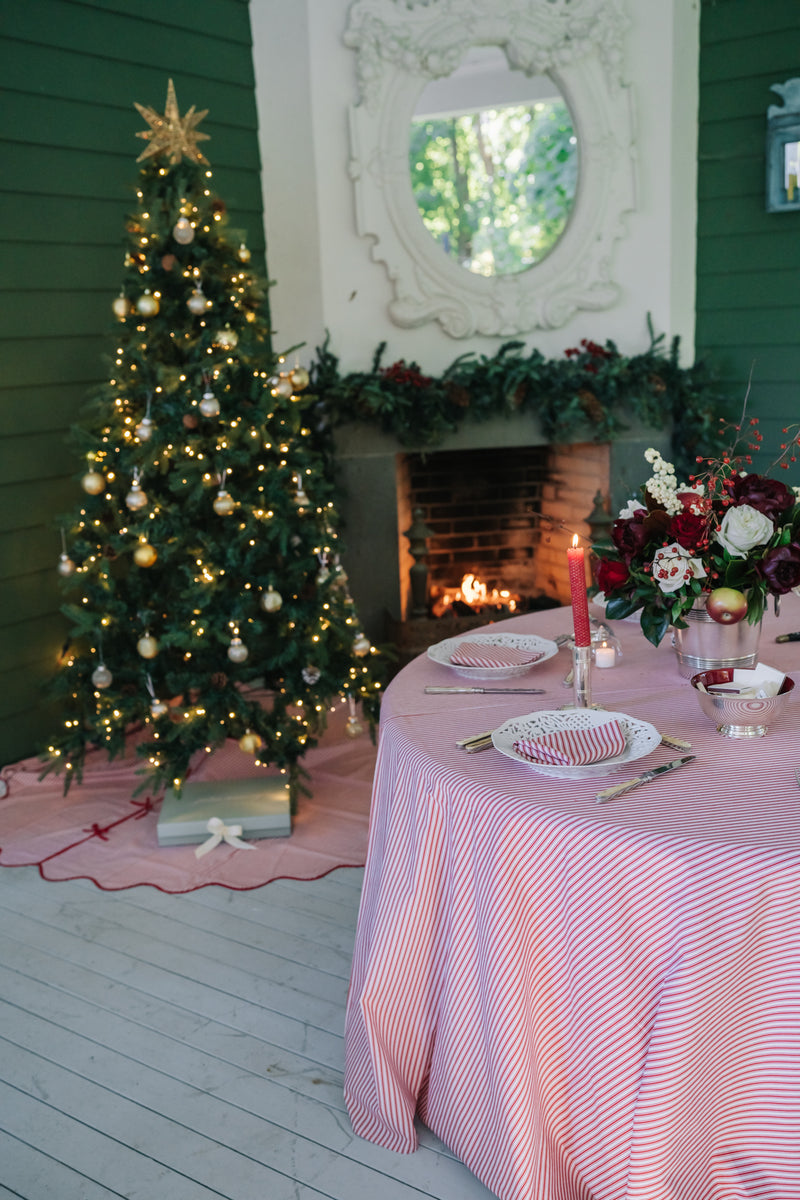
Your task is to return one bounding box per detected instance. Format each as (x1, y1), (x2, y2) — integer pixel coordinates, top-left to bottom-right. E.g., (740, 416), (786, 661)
(567, 535), (591, 647)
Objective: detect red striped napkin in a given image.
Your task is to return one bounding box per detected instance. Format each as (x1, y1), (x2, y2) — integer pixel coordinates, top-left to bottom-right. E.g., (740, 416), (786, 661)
(450, 641), (544, 668)
(513, 719), (626, 766)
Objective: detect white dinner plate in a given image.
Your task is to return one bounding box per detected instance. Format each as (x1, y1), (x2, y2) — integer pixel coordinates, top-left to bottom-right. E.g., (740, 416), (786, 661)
(427, 631), (559, 681)
(491, 709), (661, 779)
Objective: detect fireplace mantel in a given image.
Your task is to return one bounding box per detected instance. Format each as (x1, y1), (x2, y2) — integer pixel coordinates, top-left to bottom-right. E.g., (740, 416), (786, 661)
(334, 414), (671, 641)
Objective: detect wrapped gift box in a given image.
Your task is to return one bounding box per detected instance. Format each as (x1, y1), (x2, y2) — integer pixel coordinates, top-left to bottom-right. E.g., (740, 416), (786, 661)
(157, 776), (291, 846)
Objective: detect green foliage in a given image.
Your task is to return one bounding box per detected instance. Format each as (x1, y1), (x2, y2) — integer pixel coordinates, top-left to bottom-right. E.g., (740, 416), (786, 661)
(409, 99), (577, 276)
(311, 319), (728, 482)
(43, 153), (384, 799)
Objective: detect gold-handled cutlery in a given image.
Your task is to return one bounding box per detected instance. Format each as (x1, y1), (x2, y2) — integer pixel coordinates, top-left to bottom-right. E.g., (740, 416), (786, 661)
(456, 730), (692, 754)
(594, 755), (695, 803)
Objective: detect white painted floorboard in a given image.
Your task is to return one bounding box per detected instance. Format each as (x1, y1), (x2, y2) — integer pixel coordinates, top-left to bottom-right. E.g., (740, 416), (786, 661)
(0, 865), (497, 1200)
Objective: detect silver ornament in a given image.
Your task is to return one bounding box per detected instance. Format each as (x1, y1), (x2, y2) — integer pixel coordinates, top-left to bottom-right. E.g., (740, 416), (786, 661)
(126, 480), (148, 510)
(302, 664), (321, 685)
(353, 633), (371, 657)
(187, 287), (209, 315)
(227, 636), (249, 664)
(91, 663), (113, 689)
(172, 216), (195, 244)
(57, 553), (76, 577)
(260, 586), (283, 613)
(199, 391), (220, 417)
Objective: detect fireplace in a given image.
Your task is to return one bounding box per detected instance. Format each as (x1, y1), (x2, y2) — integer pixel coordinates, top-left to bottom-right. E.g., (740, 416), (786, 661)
(400, 445), (549, 608)
(332, 411), (670, 645)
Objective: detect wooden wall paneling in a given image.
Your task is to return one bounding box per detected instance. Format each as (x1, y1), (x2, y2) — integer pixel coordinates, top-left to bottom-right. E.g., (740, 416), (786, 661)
(0, 0), (266, 767)
(695, 0), (800, 446)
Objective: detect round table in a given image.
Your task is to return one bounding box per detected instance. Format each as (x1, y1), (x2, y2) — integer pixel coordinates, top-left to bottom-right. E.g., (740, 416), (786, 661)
(344, 599), (800, 1200)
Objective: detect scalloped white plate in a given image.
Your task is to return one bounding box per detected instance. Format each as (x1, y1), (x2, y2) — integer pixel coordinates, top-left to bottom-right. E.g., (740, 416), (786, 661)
(427, 631), (559, 681)
(491, 709), (660, 779)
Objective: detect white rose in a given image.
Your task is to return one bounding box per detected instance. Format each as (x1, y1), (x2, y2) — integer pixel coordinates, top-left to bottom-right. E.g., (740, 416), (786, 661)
(652, 542), (708, 594)
(618, 499), (646, 519)
(714, 504), (774, 558)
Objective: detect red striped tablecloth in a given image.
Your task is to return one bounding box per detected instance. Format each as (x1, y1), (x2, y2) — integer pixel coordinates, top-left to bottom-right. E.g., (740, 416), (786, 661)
(344, 599), (800, 1200)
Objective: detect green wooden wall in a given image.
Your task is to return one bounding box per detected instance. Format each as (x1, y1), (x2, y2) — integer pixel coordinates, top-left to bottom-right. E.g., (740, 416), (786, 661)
(0, 0), (266, 766)
(696, 0), (800, 461)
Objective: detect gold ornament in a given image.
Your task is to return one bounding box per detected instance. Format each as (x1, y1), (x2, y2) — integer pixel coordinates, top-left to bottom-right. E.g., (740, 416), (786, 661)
(137, 634), (159, 659)
(57, 552), (76, 577)
(213, 489), (235, 516)
(238, 730), (263, 754)
(289, 366), (310, 391)
(133, 540), (158, 567)
(136, 290), (160, 317)
(134, 78), (210, 166)
(81, 470), (105, 495)
(135, 416), (154, 441)
(227, 636), (249, 664)
(238, 243), (251, 263)
(214, 325), (239, 351)
(112, 292), (128, 319)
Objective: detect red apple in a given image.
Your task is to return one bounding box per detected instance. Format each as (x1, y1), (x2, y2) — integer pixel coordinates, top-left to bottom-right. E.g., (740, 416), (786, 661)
(705, 586), (747, 624)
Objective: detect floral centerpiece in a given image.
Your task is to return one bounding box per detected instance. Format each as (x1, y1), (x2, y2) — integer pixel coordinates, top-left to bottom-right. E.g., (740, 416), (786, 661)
(593, 414), (800, 647)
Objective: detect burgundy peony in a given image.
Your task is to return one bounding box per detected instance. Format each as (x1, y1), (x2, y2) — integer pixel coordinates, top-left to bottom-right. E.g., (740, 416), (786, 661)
(596, 558), (630, 595)
(611, 512), (648, 561)
(667, 511), (707, 553)
(727, 473), (795, 521)
(760, 543), (800, 594)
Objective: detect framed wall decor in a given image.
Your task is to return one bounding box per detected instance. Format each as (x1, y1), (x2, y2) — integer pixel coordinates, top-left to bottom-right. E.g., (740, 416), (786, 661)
(766, 79), (800, 213)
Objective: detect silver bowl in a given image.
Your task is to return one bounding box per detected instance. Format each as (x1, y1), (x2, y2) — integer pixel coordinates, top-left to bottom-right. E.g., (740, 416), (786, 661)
(690, 668), (795, 738)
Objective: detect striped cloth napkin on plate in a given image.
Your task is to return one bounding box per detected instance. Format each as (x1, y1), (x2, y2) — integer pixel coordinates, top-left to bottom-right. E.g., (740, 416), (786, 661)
(450, 642), (544, 668)
(513, 719), (626, 766)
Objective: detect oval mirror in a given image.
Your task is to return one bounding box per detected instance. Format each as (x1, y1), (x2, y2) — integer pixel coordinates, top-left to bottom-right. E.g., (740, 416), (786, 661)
(410, 46), (578, 278)
(345, 0), (635, 336)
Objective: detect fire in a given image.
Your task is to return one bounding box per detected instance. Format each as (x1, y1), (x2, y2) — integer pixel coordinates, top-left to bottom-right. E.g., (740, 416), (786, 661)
(431, 573), (519, 618)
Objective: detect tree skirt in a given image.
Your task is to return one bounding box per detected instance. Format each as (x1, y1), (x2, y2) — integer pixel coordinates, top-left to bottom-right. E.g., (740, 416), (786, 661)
(0, 702), (377, 893)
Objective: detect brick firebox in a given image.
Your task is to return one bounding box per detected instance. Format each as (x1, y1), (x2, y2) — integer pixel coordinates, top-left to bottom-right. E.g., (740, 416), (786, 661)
(333, 414), (670, 643)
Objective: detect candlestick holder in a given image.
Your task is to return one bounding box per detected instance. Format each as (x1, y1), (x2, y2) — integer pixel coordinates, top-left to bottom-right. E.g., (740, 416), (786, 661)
(572, 645), (592, 708)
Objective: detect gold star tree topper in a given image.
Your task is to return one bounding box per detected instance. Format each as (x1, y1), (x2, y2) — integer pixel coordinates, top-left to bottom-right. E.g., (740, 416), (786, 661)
(134, 79), (210, 165)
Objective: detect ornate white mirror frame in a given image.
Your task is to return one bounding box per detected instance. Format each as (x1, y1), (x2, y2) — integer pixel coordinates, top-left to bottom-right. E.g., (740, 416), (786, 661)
(345, 0), (636, 338)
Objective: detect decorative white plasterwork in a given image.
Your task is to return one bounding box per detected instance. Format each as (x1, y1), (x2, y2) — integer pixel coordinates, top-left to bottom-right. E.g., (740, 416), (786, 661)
(344, 0), (636, 338)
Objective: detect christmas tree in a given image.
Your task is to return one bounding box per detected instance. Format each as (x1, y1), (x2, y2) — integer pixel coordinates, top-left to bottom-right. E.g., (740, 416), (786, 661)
(43, 81), (383, 800)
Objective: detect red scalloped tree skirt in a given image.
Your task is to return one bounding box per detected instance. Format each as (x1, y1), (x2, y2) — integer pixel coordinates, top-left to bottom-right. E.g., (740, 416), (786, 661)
(0, 702), (377, 893)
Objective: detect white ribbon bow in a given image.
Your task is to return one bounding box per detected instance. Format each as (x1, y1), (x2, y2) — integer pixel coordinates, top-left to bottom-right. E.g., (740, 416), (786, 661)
(194, 816), (258, 859)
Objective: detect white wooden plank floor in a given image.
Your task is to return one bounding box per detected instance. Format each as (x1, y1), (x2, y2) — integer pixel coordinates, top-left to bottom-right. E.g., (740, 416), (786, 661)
(0, 864), (497, 1200)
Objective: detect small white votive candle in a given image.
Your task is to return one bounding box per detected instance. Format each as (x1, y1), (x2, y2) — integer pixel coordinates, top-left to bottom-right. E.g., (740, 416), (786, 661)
(594, 641), (616, 668)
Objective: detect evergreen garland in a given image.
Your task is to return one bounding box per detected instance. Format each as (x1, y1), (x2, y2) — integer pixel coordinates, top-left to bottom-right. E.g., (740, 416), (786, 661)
(310, 319), (727, 480)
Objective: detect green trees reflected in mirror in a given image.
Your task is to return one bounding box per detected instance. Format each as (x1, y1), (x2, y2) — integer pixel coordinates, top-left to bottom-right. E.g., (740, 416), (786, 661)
(409, 56), (578, 278)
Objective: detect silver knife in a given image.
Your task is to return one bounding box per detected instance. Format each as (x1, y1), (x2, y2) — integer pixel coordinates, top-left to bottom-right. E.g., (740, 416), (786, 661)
(425, 686), (546, 695)
(595, 755), (695, 804)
